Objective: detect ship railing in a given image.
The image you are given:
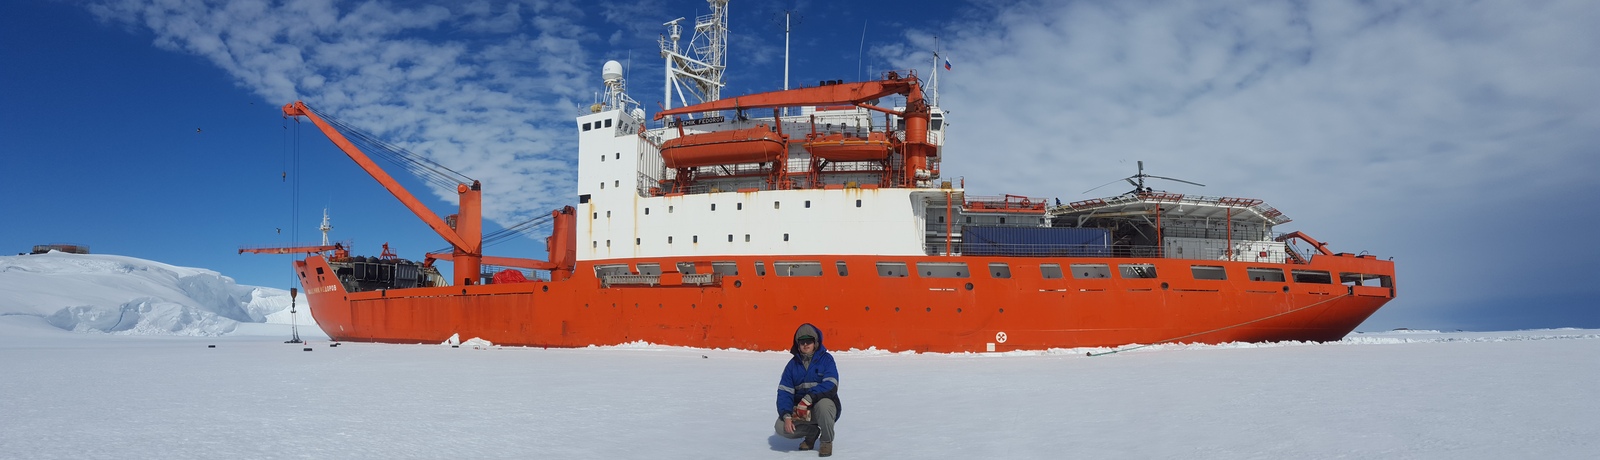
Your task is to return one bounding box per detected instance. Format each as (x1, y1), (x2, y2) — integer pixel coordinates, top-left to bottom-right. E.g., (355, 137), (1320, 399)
(923, 243), (1294, 261)
(1056, 194), (1293, 225)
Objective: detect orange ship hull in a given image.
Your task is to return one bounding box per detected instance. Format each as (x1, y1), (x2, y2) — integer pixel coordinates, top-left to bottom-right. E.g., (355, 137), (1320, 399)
(295, 253), (1394, 352)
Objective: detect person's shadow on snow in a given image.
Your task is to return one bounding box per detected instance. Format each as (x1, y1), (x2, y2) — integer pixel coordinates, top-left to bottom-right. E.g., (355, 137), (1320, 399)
(768, 434), (800, 452)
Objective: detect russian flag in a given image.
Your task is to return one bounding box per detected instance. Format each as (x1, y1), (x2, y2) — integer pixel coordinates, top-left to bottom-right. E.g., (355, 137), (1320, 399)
(943, 56), (952, 71)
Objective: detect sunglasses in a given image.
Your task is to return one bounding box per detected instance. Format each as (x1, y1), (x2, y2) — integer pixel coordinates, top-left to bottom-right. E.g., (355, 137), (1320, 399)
(798, 337), (817, 345)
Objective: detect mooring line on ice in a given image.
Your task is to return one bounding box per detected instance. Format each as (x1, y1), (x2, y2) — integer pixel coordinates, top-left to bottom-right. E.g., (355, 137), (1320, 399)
(1087, 291), (1354, 357)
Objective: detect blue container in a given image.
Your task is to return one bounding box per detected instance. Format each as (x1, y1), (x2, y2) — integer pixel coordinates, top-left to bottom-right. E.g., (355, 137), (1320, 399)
(961, 226), (1110, 257)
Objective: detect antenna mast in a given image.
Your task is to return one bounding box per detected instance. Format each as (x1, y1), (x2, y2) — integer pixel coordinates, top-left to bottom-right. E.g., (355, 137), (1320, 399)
(659, 0), (729, 111)
(318, 208), (332, 246)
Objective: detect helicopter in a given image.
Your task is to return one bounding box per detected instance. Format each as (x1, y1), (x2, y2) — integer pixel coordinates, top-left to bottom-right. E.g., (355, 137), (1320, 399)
(1082, 160), (1205, 196)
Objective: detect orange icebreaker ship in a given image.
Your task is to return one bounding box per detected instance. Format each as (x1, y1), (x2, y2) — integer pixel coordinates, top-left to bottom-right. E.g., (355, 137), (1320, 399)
(277, 1), (1394, 352)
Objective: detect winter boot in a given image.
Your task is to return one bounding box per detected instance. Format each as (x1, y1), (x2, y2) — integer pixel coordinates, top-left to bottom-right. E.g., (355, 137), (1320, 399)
(798, 434), (818, 451)
(818, 441), (833, 457)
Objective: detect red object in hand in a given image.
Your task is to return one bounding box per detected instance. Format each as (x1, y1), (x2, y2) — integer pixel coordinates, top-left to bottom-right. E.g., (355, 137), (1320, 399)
(794, 399), (812, 421)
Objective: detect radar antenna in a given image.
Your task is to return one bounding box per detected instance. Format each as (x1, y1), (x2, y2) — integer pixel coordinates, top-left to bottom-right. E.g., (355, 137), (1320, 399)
(659, 0), (729, 111)
(1082, 161), (1206, 195)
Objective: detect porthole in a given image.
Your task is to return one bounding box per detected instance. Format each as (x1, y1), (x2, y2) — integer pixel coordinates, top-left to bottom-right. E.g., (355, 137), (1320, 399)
(542, 285), (548, 292)
(965, 282), (974, 290)
(1161, 282), (1170, 290)
(734, 280), (742, 288)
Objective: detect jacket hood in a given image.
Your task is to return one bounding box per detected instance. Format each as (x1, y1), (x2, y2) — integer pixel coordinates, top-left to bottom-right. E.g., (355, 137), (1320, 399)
(790, 323), (825, 355)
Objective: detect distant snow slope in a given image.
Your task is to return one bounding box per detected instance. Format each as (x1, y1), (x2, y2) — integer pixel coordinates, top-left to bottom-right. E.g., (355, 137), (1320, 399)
(0, 251), (310, 335)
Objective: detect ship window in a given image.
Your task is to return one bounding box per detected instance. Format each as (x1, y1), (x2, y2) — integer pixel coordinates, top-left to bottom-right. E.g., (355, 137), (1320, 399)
(1118, 264), (1158, 279)
(784, 233), (790, 241)
(315, 267), (324, 275)
(669, 206), (674, 213)
(775, 261), (824, 277)
(615, 180), (620, 187)
(774, 201), (781, 209)
(931, 119), (943, 130)
(600, 182), (605, 189)
(1000, 217), (1006, 224)
(916, 262), (969, 278)
(645, 208), (650, 215)
(635, 263), (662, 276)
(728, 234), (734, 242)
(1340, 273), (1392, 288)
(712, 261), (738, 275)
(605, 240), (610, 247)
(594, 264), (631, 277)
(615, 152), (620, 159)
(965, 216), (972, 223)
(592, 241), (597, 248)
(635, 237), (640, 245)
(938, 216), (944, 223)
(744, 234), (751, 242)
(989, 263), (1011, 279)
(600, 154), (605, 162)
(604, 118), (613, 128)
(1040, 263), (1063, 279)
(579, 194), (590, 204)
(1071, 264), (1112, 279)
(582, 122), (591, 131)
(876, 262), (909, 277)
(668, 236), (674, 244)
(676, 262), (697, 274)
(1247, 268), (1286, 282)
(855, 199), (862, 207)
(755, 261), (767, 276)
(1291, 270), (1333, 284)
(592, 212), (597, 219)
(693, 235), (698, 243)
(606, 211), (611, 217)
(805, 200), (811, 208)
(1191, 265), (1227, 280)
(737, 203), (743, 210)
(836, 261), (849, 276)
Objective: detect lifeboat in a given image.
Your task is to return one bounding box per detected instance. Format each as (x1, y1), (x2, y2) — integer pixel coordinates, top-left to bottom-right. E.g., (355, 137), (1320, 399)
(660, 125), (786, 168)
(802, 132), (893, 161)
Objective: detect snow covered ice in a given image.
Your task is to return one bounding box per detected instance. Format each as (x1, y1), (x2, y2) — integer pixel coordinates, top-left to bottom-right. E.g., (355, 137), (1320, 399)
(2, 252), (1597, 458)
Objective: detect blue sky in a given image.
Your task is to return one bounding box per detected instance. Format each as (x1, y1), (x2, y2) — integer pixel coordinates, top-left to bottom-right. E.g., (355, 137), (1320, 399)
(3, 0), (1598, 332)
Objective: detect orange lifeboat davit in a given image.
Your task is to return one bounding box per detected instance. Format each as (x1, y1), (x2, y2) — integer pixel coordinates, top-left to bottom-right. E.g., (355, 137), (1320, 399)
(661, 125), (787, 168)
(802, 132), (894, 161)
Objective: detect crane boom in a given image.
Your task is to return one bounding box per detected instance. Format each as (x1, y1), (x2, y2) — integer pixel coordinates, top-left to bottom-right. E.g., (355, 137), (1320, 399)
(282, 101), (483, 285)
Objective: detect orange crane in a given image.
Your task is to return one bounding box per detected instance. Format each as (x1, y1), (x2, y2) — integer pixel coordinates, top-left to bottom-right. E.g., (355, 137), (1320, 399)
(281, 101), (575, 284)
(656, 71), (935, 187)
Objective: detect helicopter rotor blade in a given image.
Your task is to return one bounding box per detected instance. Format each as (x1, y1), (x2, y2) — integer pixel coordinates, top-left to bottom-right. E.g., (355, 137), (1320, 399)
(1082, 177), (1131, 194)
(1145, 175), (1206, 187)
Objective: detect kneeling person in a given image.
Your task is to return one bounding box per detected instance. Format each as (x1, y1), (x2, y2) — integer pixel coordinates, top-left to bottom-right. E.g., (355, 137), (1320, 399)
(774, 323), (841, 457)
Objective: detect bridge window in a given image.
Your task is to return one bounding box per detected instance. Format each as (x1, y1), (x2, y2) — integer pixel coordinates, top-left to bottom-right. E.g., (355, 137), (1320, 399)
(712, 261), (738, 275)
(1247, 268), (1286, 282)
(1071, 264), (1112, 279)
(876, 262), (909, 277)
(1291, 270), (1333, 284)
(582, 122), (591, 131)
(917, 262), (969, 278)
(775, 261), (823, 277)
(989, 263), (1011, 279)
(604, 118), (612, 128)
(1118, 264), (1158, 279)
(1191, 265), (1227, 280)
(1040, 263), (1063, 279)
(635, 263), (661, 276)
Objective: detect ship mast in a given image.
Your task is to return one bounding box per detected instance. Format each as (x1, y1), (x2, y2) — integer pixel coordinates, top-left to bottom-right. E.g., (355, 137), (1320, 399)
(659, 0), (729, 111)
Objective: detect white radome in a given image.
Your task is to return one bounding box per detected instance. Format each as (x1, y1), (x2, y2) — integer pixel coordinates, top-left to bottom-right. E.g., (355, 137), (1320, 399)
(603, 60), (623, 82)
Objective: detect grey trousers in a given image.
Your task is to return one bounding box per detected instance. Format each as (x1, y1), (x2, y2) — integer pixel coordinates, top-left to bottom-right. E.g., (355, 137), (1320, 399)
(774, 398), (837, 443)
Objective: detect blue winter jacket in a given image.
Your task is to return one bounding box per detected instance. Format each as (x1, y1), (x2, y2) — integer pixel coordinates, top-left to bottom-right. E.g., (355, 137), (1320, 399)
(776, 323), (841, 419)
